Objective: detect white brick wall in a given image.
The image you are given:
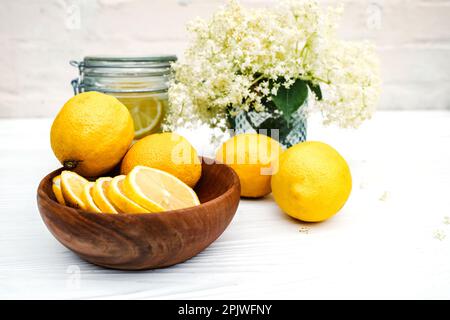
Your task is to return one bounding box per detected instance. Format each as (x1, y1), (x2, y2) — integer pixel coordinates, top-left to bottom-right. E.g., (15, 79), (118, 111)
(1, 0), (449, 117)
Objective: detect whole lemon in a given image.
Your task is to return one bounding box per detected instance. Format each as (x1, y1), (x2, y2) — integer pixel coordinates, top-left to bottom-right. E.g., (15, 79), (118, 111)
(121, 132), (202, 188)
(216, 133), (283, 198)
(50, 92), (134, 177)
(271, 141), (352, 222)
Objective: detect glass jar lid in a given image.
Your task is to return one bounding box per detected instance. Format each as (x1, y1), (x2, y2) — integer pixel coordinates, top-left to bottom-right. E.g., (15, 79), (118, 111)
(71, 55), (177, 76)
(70, 55), (177, 94)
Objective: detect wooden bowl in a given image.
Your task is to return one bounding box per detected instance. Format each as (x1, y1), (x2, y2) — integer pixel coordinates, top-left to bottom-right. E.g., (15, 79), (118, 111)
(37, 158), (240, 270)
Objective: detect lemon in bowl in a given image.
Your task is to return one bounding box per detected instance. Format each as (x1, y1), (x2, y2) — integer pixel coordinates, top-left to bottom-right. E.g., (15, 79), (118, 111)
(50, 91), (134, 177)
(121, 132), (202, 188)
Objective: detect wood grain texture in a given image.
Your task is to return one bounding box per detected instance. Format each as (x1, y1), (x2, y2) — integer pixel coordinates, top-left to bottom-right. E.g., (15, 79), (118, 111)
(36, 159), (241, 270)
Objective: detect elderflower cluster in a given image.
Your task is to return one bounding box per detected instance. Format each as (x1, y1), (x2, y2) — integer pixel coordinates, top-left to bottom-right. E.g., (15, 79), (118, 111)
(166, 0), (380, 130)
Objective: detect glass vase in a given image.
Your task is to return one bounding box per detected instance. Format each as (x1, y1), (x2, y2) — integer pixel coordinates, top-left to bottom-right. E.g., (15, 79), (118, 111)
(228, 100), (307, 148)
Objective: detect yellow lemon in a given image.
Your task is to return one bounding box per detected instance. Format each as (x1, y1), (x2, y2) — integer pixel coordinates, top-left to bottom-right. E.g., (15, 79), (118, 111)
(121, 132), (202, 188)
(82, 182), (102, 213)
(271, 141), (352, 222)
(107, 175), (149, 213)
(122, 166), (200, 212)
(60, 170), (89, 210)
(92, 177), (120, 214)
(50, 91), (135, 177)
(215, 133), (283, 198)
(52, 175), (66, 206)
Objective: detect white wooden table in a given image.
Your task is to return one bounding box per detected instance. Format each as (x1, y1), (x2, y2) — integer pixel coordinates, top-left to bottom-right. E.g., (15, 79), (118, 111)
(1, 111), (450, 299)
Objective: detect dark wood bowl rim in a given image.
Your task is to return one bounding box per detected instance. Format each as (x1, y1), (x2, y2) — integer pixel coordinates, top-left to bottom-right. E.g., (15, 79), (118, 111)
(38, 157), (240, 220)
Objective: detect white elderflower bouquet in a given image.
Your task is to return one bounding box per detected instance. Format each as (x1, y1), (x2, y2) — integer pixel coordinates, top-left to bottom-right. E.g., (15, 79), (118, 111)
(167, 0), (380, 146)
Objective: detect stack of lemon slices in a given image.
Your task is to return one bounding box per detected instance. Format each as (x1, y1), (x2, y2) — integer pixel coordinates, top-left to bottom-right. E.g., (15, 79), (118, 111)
(52, 166), (200, 214)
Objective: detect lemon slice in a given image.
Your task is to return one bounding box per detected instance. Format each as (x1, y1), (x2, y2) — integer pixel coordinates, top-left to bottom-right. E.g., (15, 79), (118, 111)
(52, 175), (66, 205)
(60, 171), (89, 210)
(121, 97), (163, 139)
(123, 166), (200, 212)
(82, 182), (102, 213)
(92, 177), (120, 214)
(107, 175), (150, 213)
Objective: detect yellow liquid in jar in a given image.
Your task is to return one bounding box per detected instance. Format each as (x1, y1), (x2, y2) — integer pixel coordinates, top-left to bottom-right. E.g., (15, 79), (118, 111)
(113, 93), (168, 139)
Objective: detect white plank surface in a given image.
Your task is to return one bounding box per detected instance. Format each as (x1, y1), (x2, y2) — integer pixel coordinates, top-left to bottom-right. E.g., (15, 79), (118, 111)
(1, 111), (450, 299)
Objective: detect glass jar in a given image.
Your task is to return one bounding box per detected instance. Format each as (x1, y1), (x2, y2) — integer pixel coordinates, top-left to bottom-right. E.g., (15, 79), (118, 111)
(70, 55), (177, 139)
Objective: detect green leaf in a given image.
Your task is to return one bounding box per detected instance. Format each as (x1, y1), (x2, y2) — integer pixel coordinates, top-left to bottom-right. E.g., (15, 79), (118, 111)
(307, 82), (322, 100)
(271, 79), (308, 123)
